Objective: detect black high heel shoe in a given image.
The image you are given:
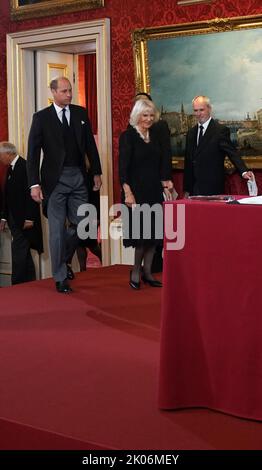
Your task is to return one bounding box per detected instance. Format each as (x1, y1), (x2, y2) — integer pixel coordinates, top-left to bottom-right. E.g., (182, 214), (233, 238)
(141, 273), (162, 287)
(129, 270), (140, 290)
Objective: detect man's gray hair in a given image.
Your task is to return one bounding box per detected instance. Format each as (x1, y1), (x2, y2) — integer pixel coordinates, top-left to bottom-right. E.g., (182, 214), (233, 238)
(192, 95), (211, 106)
(0, 141), (17, 155)
(129, 99), (159, 127)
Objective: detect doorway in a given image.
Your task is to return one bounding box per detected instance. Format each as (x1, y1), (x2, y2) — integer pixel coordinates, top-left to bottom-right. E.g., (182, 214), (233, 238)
(6, 19), (113, 277)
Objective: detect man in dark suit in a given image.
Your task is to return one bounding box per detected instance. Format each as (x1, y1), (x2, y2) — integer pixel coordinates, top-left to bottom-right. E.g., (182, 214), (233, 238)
(0, 141), (43, 285)
(27, 76), (102, 293)
(183, 95), (254, 196)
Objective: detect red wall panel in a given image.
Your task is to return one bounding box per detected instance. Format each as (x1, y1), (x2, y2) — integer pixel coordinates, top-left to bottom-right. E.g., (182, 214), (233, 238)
(0, 0), (261, 198)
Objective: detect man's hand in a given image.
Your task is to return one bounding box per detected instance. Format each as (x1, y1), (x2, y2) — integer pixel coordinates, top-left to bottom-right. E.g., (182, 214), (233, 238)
(242, 171), (255, 181)
(23, 220), (34, 230)
(93, 175), (102, 191)
(31, 186), (43, 203)
(183, 192), (190, 199)
(0, 220), (6, 232)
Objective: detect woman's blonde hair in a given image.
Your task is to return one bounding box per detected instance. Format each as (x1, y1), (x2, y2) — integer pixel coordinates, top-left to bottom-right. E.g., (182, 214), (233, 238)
(129, 99), (160, 127)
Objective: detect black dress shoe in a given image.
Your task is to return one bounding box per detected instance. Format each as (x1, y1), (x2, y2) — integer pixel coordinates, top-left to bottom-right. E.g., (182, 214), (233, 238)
(56, 280), (73, 293)
(141, 274), (162, 287)
(129, 270), (140, 290)
(66, 264), (75, 280)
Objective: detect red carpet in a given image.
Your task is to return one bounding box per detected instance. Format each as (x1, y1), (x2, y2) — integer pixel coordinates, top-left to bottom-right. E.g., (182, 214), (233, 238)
(0, 265), (262, 450)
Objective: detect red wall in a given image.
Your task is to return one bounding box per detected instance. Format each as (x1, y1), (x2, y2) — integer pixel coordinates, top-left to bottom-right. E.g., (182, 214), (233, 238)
(0, 0), (261, 199)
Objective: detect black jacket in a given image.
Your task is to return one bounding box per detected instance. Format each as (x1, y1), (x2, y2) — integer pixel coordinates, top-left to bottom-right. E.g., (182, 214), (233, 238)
(27, 104), (102, 202)
(183, 118), (247, 195)
(1, 157), (43, 254)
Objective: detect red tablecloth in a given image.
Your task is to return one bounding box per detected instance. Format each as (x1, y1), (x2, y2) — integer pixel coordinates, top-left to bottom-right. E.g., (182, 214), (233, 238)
(159, 199), (262, 420)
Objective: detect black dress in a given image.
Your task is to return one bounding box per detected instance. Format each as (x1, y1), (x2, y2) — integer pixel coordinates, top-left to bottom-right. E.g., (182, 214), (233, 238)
(119, 125), (171, 248)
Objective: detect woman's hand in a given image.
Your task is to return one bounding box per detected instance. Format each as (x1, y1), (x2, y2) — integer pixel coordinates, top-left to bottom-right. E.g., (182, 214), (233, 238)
(125, 192), (136, 207)
(162, 180), (174, 191)
(162, 180), (174, 201)
(123, 183), (136, 207)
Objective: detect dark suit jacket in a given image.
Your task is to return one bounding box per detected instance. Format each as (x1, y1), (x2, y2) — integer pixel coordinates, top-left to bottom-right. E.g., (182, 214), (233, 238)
(152, 120), (173, 181)
(1, 157), (43, 254)
(183, 118), (248, 195)
(27, 104), (102, 204)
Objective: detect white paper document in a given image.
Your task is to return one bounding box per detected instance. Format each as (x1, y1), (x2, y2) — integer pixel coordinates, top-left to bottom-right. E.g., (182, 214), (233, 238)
(247, 177), (258, 196)
(238, 196), (262, 205)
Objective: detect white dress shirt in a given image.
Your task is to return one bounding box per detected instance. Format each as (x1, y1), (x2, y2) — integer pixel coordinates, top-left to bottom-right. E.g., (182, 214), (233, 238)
(54, 103), (70, 125)
(197, 117), (212, 144)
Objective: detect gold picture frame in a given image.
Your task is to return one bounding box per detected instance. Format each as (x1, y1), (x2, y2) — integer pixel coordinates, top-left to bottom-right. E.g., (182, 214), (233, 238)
(177, 1), (213, 5)
(133, 15), (262, 169)
(10, 0), (104, 21)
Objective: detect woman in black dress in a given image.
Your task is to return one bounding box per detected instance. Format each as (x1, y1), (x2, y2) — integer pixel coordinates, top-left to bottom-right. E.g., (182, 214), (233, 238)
(119, 99), (173, 289)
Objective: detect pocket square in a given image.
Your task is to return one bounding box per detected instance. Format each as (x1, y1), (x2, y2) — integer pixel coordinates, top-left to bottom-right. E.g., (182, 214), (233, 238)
(81, 120), (85, 125)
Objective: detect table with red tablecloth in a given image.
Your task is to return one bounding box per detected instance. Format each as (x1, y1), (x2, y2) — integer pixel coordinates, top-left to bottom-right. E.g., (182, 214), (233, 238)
(159, 199), (262, 420)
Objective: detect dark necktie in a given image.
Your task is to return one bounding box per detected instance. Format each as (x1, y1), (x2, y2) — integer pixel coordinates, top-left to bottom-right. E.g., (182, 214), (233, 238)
(62, 108), (69, 128)
(198, 125), (204, 146)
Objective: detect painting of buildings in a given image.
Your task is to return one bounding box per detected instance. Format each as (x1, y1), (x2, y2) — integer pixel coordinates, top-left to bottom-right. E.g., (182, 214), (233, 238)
(148, 28), (262, 158)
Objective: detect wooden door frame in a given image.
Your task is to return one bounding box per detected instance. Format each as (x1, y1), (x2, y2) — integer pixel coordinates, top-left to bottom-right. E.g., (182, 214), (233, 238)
(6, 19), (113, 267)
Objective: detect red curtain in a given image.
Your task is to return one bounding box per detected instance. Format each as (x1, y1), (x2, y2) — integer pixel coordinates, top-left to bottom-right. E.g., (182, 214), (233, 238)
(84, 54), (98, 135)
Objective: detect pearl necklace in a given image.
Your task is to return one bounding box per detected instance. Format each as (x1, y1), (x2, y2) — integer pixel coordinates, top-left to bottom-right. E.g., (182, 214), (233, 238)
(134, 126), (150, 143)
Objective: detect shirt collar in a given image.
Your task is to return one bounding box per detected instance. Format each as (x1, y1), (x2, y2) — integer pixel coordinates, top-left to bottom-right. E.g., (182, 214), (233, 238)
(199, 116), (212, 132)
(10, 155), (19, 169)
(53, 103), (69, 116)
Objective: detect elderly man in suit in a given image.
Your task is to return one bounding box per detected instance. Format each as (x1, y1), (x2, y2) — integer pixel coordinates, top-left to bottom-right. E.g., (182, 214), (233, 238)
(27, 76), (102, 293)
(0, 141), (43, 285)
(183, 95), (254, 196)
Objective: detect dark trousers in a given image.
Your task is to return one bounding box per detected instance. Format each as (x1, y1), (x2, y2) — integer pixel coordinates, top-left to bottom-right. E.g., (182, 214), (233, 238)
(47, 167), (89, 282)
(8, 218), (36, 285)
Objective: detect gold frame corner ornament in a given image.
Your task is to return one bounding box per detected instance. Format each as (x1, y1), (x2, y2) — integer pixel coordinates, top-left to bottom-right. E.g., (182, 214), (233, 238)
(133, 14), (262, 169)
(10, 0), (104, 21)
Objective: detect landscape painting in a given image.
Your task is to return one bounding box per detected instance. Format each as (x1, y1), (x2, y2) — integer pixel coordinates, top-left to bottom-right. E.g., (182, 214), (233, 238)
(133, 16), (262, 167)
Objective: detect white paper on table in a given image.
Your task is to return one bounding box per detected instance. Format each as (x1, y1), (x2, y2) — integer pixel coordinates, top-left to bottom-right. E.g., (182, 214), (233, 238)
(238, 196), (262, 205)
(247, 177), (258, 196)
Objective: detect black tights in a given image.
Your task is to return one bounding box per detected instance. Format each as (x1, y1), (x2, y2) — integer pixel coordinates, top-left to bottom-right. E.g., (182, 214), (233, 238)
(131, 244), (157, 283)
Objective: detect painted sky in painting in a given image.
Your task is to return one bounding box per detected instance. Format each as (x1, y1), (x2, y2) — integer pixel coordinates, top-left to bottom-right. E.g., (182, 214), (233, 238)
(148, 29), (262, 120)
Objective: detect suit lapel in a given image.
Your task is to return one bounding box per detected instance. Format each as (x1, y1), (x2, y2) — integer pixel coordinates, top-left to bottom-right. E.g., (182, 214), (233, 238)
(194, 118), (215, 156)
(69, 105), (82, 149)
(49, 105), (64, 141)
(11, 157), (20, 180)
(189, 125), (198, 157)
(8, 157), (23, 190)
(6, 157), (20, 186)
